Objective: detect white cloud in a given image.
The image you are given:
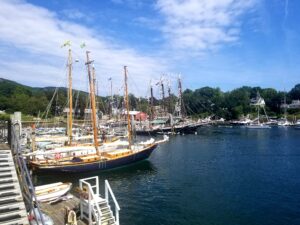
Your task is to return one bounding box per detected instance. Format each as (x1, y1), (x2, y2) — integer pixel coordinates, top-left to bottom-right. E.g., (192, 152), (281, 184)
(156, 0), (256, 53)
(60, 9), (87, 21)
(0, 0), (167, 95)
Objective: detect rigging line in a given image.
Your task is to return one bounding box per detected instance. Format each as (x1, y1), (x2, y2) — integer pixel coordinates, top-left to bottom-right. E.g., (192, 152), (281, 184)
(37, 58), (69, 122)
(74, 90), (80, 118)
(40, 86), (59, 121)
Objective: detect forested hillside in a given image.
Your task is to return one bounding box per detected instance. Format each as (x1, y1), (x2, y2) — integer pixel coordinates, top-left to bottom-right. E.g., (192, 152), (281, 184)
(183, 85), (300, 119)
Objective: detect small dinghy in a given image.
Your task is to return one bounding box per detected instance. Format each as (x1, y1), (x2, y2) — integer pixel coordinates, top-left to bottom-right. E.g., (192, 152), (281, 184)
(35, 182), (72, 202)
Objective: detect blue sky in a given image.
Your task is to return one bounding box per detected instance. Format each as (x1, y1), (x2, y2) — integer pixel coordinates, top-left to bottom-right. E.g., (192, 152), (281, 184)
(0, 0), (299, 97)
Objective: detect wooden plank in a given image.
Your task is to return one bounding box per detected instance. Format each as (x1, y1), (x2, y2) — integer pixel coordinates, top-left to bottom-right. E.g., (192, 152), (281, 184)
(39, 194), (88, 225)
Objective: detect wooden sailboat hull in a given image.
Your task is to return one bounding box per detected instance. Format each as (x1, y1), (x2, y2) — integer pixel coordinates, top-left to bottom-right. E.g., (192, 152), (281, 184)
(31, 144), (157, 173)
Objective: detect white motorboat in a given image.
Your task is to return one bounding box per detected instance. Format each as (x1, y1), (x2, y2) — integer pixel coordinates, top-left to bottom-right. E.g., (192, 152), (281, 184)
(295, 120), (300, 129)
(245, 123), (271, 129)
(278, 119), (292, 127)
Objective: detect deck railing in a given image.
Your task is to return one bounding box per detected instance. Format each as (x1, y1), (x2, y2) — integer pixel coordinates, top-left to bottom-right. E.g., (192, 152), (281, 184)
(105, 179), (121, 225)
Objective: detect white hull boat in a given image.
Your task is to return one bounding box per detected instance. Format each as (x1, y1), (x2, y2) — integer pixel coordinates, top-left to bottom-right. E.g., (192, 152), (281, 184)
(245, 124), (271, 129)
(35, 182), (72, 202)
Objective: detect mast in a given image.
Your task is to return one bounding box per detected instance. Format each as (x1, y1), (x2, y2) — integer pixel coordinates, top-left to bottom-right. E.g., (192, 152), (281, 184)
(257, 106), (260, 124)
(124, 66), (132, 148)
(110, 78), (113, 119)
(85, 51), (99, 153)
(161, 79), (165, 115)
(68, 48), (73, 145)
(150, 82), (154, 121)
(167, 81), (171, 114)
(93, 67), (98, 112)
(284, 92), (287, 120)
(178, 76), (183, 118)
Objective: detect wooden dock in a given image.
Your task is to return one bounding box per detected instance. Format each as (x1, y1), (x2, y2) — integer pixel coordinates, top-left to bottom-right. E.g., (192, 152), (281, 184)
(40, 194), (86, 225)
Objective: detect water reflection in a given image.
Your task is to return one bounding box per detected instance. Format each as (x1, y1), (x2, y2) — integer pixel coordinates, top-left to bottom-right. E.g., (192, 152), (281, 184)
(33, 160), (156, 186)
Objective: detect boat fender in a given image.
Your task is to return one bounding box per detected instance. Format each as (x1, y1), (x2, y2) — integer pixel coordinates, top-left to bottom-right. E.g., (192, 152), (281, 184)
(67, 210), (77, 225)
(55, 153), (62, 160)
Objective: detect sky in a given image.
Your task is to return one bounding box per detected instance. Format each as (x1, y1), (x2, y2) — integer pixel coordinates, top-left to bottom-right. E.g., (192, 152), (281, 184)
(0, 0), (299, 97)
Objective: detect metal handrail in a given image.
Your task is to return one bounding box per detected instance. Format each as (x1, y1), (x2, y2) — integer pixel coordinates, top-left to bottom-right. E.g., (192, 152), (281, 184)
(11, 125), (46, 225)
(80, 177), (103, 225)
(105, 179), (120, 225)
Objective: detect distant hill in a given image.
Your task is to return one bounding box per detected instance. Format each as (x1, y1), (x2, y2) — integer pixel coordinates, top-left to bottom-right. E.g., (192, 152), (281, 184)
(0, 78), (94, 117)
(0, 78), (299, 120)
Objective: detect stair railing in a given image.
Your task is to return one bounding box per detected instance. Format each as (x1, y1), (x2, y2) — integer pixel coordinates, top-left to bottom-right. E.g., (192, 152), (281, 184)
(10, 124), (46, 225)
(105, 179), (121, 225)
(80, 176), (102, 225)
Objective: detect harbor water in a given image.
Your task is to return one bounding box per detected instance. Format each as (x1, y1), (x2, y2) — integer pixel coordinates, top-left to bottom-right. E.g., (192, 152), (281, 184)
(33, 126), (300, 225)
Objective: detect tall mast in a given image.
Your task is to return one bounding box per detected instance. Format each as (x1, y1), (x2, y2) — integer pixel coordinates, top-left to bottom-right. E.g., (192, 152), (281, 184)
(110, 78), (113, 119)
(178, 76), (185, 117)
(178, 76), (182, 118)
(85, 51), (99, 153)
(124, 66), (132, 148)
(284, 91), (287, 120)
(93, 68), (98, 111)
(167, 81), (171, 114)
(161, 79), (165, 115)
(68, 48), (73, 145)
(150, 82), (154, 121)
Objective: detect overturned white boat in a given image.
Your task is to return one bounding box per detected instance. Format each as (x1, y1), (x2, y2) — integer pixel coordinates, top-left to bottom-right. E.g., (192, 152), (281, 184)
(35, 182), (72, 202)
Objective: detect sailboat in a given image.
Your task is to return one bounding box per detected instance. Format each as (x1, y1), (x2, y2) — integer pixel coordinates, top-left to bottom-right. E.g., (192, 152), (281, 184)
(30, 52), (158, 172)
(278, 93), (292, 127)
(135, 76), (200, 135)
(294, 120), (300, 129)
(246, 92), (271, 129)
(31, 46), (119, 157)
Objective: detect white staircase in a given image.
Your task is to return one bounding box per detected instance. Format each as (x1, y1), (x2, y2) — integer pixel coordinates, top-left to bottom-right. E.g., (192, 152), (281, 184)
(79, 177), (120, 225)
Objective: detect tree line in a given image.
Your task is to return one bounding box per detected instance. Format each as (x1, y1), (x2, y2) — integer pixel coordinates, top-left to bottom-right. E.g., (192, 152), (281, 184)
(0, 78), (299, 120)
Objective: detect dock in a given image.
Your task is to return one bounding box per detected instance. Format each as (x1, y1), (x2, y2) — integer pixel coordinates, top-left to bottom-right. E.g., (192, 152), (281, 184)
(39, 194), (86, 225)
(0, 143), (29, 225)
(0, 116), (120, 225)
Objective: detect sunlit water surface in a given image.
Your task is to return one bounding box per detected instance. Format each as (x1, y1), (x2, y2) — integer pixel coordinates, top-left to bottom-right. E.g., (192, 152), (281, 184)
(34, 127), (300, 225)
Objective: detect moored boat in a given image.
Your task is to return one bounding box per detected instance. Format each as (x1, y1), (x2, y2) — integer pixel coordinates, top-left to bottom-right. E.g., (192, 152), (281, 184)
(35, 182), (72, 202)
(30, 52), (158, 173)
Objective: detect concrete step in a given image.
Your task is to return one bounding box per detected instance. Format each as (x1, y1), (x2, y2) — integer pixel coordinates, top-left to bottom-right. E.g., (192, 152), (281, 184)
(0, 202), (25, 211)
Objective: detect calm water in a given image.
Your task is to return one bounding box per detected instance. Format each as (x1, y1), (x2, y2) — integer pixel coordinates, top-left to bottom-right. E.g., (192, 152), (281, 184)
(34, 127), (300, 225)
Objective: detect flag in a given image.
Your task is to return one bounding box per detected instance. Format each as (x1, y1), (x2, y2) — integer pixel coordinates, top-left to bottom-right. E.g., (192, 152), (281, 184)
(80, 42), (86, 48)
(61, 40), (71, 48)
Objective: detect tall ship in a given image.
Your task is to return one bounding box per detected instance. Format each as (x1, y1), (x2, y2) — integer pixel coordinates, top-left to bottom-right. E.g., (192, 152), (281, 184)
(135, 76), (201, 135)
(30, 48), (158, 172)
